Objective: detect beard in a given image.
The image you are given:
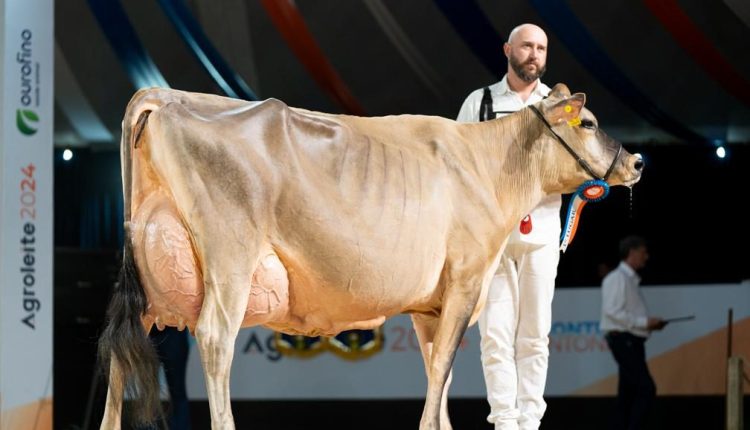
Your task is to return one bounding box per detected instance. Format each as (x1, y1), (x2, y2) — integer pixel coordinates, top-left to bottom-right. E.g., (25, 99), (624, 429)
(509, 54), (546, 82)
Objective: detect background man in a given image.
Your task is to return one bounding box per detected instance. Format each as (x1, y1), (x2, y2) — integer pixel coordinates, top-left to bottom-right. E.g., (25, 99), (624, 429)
(601, 235), (667, 430)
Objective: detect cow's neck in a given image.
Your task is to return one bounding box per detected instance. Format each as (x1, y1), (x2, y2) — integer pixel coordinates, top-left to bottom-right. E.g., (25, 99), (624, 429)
(479, 110), (552, 224)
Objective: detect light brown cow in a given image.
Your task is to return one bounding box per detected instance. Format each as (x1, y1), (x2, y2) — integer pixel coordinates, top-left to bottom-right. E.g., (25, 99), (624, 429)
(98, 84), (642, 430)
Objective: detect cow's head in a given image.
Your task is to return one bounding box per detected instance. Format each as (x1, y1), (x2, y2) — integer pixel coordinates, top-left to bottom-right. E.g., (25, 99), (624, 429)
(531, 83), (643, 193)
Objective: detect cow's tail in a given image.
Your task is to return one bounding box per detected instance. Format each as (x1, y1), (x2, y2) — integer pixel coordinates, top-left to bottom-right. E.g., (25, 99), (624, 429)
(98, 233), (160, 425)
(98, 88), (163, 425)
(120, 88), (164, 222)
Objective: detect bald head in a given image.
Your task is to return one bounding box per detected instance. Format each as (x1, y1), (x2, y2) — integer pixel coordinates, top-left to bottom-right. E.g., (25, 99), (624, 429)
(507, 24), (547, 45)
(504, 24), (548, 83)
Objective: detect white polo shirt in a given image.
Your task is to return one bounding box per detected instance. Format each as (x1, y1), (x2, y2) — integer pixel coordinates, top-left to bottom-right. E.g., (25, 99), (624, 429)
(600, 261), (650, 338)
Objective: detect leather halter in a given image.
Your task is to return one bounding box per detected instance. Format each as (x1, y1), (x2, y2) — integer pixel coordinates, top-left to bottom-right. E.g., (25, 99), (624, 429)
(527, 104), (621, 181)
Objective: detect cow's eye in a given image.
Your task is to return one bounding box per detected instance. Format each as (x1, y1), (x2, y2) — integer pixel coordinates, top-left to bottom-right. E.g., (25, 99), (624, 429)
(580, 119), (596, 129)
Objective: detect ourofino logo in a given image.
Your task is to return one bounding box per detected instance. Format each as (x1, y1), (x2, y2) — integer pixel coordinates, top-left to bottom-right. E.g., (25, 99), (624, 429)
(17, 29), (40, 137)
(16, 109), (39, 135)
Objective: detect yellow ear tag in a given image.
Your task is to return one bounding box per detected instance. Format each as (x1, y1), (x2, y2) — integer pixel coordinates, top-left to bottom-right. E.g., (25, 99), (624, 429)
(564, 105), (573, 113)
(567, 117), (582, 127)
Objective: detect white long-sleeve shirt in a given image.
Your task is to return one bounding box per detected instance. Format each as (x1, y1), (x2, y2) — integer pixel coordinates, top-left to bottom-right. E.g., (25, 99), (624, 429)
(600, 261), (650, 337)
(456, 75), (561, 246)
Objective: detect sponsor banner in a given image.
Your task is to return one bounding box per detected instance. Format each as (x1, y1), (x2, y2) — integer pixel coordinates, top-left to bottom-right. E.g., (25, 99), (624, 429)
(552, 284), (750, 396)
(0, 0), (54, 428)
(184, 283), (749, 399)
(186, 314), (485, 399)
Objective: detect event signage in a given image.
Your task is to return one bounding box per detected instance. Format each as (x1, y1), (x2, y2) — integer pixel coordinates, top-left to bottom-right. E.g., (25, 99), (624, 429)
(0, 1), (54, 428)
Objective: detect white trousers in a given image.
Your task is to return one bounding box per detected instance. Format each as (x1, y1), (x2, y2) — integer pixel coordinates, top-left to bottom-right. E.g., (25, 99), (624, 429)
(478, 241), (559, 430)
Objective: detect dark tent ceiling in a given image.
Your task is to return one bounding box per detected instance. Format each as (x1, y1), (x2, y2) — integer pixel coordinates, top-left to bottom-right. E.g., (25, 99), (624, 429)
(54, 0), (750, 149)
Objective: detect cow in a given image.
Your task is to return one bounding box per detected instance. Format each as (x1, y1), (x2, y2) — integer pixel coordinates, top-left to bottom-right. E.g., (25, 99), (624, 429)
(98, 84), (643, 430)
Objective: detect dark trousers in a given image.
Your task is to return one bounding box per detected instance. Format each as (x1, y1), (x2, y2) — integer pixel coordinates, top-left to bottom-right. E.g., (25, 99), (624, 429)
(605, 332), (656, 430)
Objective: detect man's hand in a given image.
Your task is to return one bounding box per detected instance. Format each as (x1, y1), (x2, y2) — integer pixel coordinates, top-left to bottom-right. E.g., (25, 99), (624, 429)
(647, 317), (668, 331)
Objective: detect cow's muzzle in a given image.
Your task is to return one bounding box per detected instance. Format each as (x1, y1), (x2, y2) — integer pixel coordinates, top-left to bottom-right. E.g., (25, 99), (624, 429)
(633, 153), (644, 172)
(622, 152), (644, 186)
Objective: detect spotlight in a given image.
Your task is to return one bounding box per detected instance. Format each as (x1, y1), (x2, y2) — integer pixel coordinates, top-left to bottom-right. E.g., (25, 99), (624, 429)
(62, 148), (73, 161)
(715, 146), (726, 159)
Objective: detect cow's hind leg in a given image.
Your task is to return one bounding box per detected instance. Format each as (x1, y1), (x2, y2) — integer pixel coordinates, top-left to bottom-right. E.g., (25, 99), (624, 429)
(100, 357), (124, 430)
(194, 256), (258, 429)
(100, 320), (155, 429)
(419, 279), (482, 430)
(411, 314), (454, 430)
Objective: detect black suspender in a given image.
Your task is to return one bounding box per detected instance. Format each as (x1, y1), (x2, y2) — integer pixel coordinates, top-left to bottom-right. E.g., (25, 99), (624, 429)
(479, 87), (496, 122)
(479, 87), (515, 121)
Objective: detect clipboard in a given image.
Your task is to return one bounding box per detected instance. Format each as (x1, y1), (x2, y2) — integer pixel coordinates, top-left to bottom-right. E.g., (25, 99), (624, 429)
(664, 315), (695, 323)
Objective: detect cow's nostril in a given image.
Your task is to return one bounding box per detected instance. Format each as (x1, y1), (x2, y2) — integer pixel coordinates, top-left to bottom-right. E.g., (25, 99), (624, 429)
(634, 158), (644, 171)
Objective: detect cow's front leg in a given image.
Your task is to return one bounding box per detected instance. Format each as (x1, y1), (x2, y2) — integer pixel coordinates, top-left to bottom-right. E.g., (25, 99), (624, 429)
(411, 314), (453, 430)
(195, 271), (254, 430)
(419, 278), (481, 430)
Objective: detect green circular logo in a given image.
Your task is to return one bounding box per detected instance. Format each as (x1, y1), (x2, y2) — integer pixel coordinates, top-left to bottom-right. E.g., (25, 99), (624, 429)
(16, 109), (39, 136)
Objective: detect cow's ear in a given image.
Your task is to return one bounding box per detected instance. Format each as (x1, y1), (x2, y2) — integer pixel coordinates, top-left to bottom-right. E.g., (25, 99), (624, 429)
(546, 93), (586, 125)
(549, 83), (571, 98)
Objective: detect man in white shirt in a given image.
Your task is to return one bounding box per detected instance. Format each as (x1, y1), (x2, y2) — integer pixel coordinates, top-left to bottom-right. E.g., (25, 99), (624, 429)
(600, 235), (666, 430)
(457, 23), (560, 430)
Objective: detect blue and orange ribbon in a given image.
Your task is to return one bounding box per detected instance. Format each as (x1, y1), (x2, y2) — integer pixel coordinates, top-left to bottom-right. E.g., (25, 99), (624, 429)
(560, 179), (610, 252)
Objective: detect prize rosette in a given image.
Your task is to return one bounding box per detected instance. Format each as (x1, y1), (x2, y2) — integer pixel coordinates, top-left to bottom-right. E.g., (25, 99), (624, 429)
(560, 179), (610, 252)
